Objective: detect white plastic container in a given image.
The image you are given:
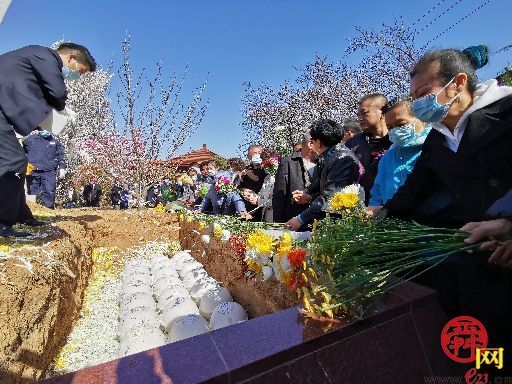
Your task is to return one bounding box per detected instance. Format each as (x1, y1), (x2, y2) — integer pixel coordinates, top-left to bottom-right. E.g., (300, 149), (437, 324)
(199, 287), (233, 319)
(157, 286), (191, 311)
(190, 277), (219, 302)
(179, 262), (204, 279)
(161, 297), (200, 331)
(118, 331), (167, 357)
(209, 302), (248, 330)
(168, 314), (209, 343)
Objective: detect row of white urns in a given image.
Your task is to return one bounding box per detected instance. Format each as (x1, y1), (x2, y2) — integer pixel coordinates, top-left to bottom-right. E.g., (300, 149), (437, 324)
(118, 257), (164, 357)
(118, 252), (248, 355)
(159, 251), (248, 341)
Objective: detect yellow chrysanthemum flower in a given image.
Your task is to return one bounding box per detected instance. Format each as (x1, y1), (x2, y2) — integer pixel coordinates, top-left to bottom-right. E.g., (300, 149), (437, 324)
(246, 259), (262, 274)
(0, 245), (11, 253)
(328, 192), (360, 211)
(154, 203), (166, 213)
(246, 230), (274, 255)
(198, 221), (206, 230)
(213, 223), (222, 237)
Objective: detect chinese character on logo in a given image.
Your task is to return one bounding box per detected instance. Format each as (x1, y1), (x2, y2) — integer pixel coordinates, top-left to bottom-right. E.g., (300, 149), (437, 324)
(441, 316), (488, 363)
(476, 348), (504, 370)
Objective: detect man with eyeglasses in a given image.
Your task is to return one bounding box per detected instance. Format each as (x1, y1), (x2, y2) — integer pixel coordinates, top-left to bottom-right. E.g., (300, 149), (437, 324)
(0, 43), (96, 237)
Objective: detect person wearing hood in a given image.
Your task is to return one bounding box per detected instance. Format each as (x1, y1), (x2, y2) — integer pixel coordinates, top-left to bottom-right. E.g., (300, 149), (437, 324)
(368, 97), (431, 208)
(379, 45), (512, 228)
(23, 129), (66, 209)
(0, 43), (96, 237)
(377, 45), (512, 355)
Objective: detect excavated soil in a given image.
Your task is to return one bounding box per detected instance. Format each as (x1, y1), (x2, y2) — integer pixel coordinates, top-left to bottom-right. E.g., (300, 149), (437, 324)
(180, 221), (301, 318)
(1, 208), (299, 384)
(0, 206), (179, 384)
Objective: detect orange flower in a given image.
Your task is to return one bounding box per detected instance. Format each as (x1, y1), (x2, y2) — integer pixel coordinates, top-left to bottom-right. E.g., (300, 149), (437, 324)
(287, 271), (298, 290)
(287, 248), (306, 269)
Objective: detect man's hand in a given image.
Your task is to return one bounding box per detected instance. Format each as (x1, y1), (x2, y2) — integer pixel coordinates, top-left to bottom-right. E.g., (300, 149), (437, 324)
(285, 216), (302, 231)
(292, 190), (312, 205)
(366, 206), (382, 216)
(461, 219), (512, 268)
(240, 211), (253, 220)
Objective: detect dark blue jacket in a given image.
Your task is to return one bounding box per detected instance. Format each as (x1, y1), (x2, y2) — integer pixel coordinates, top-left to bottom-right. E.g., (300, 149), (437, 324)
(23, 133), (66, 171)
(299, 143), (359, 224)
(487, 188), (512, 219)
(199, 185), (246, 216)
(0, 45), (67, 176)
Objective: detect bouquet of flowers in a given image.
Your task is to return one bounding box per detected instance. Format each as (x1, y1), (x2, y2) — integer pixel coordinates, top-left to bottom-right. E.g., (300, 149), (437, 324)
(325, 184), (366, 216)
(244, 230), (309, 290)
(179, 174), (193, 185)
(197, 183), (210, 198)
(215, 175), (238, 195)
(305, 187), (505, 320)
(262, 156), (279, 176)
(162, 188), (177, 202)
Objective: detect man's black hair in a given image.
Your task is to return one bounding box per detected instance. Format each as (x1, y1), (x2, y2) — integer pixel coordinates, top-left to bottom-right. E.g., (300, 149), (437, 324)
(309, 119), (344, 148)
(56, 42), (97, 72)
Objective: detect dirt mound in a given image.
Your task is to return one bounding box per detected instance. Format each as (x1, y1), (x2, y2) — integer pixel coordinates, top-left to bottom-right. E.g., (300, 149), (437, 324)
(0, 207), (178, 384)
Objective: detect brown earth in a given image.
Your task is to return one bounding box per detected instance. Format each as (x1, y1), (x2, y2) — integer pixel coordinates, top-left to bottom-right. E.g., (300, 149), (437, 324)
(180, 220), (301, 318)
(0, 206), (179, 384)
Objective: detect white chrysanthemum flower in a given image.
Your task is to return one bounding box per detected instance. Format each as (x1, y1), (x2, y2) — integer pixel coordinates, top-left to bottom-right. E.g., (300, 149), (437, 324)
(339, 184), (365, 202)
(280, 254), (294, 274)
(244, 248), (258, 261)
(262, 266), (273, 281)
(201, 235), (210, 244)
(220, 229), (231, 242)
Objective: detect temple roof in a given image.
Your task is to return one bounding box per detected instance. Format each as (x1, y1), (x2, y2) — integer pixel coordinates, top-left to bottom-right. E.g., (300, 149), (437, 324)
(169, 144), (222, 169)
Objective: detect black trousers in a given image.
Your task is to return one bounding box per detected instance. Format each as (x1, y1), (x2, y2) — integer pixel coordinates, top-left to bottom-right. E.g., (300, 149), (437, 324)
(0, 172), (34, 226)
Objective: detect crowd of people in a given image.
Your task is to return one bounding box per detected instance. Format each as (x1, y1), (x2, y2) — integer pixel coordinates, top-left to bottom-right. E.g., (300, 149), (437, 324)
(0, 40), (511, 351)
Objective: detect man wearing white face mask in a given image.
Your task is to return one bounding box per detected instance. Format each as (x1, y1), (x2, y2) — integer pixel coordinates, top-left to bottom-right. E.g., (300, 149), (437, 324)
(367, 98), (431, 209)
(238, 144), (266, 218)
(0, 42), (96, 237)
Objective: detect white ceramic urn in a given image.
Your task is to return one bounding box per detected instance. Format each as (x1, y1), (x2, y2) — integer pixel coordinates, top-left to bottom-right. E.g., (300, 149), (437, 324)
(209, 302), (248, 330)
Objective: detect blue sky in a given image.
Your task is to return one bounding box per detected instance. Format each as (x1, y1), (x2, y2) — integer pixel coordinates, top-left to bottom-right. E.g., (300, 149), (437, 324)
(1, 0), (510, 157)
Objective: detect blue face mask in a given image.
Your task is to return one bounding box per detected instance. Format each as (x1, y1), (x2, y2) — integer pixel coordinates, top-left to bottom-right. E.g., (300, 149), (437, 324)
(62, 65), (81, 80)
(412, 77), (461, 123)
(208, 170), (217, 177)
(388, 122), (417, 147)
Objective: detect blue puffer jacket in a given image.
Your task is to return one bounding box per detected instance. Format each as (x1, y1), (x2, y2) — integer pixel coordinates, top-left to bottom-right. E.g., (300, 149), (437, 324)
(369, 125), (432, 206)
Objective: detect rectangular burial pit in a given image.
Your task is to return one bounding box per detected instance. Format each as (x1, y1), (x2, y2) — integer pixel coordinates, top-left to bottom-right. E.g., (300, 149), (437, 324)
(39, 220), (463, 384)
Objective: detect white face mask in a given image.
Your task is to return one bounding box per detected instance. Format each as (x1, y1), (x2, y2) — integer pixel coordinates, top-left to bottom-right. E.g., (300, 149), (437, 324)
(251, 154), (262, 165)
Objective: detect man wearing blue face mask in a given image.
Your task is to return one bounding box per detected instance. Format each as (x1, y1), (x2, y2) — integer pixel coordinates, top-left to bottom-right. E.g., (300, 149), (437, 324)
(0, 42), (96, 237)
(367, 98), (431, 209)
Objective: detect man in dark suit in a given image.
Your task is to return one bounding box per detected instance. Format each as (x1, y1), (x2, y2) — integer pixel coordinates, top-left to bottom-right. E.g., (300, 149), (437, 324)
(345, 94), (391, 204)
(0, 43), (96, 237)
(83, 178), (102, 207)
(272, 133), (317, 223)
(238, 145), (266, 218)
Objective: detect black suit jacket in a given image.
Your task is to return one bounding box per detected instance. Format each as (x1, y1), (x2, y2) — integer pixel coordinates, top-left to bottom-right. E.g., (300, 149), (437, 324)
(0, 45), (67, 176)
(272, 151), (311, 222)
(345, 132), (391, 204)
(384, 95), (512, 228)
